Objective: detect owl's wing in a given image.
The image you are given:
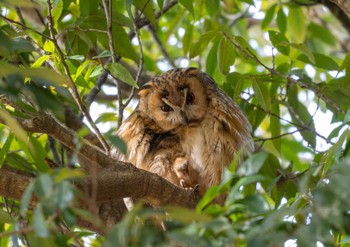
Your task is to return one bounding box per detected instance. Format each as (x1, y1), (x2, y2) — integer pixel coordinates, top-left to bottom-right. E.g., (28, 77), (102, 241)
(114, 110), (151, 167)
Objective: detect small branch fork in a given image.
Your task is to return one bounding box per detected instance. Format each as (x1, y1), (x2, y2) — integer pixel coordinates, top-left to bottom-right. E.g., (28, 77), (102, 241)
(46, 0), (110, 153)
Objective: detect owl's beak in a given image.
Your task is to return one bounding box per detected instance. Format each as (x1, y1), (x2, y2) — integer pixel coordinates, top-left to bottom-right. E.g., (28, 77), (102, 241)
(181, 110), (189, 125)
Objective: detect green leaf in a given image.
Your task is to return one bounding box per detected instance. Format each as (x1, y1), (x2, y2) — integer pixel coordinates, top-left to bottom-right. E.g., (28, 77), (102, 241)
(0, 208), (14, 224)
(55, 181), (74, 210)
(288, 42), (315, 64)
(107, 63), (138, 88)
(297, 53), (339, 70)
(204, 0), (220, 17)
(90, 64), (103, 78)
(21, 182), (34, 216)
(0, 109), (28, 145)
(92, 50), (112, 59)
(165, 206), (212, 223)
(189, 30), (220, 58)
(270, 103), (281, 153)
(95, 112), (118, 124)
(29, 135), (50, 172)
(308, 22), (336, 46)
(276, 8), (287, 34)
(268, 31), (290, 56)
(31, 55), (51, 68)
(287, 85), (316, 149)
(54, 168), (86, 183)
(218, 36), (236, 75)
(34, 204), (49, 238)
(339, 52), (350, 74)
(182, 24), (193, 54)
(196, 186), (221, 211)
(133, 0), (156, 26)
(51, 0), (63, 31)
(261, 4), (276, 29)
(206, 38), (220, 76)
(237, 152), (269, 176)
(34, 174), (53, 198)
(80, 0), (98, 16)
(112, 27), (139, 62)
(0, 133), (14, 168)
(157, 0), (164, 10)
(108, 135), (127, 155)
(287, 6), (306, 43)
(178, 0), (194, 17)
(252, 79), (270, 111)
(344, 109), (350, 124)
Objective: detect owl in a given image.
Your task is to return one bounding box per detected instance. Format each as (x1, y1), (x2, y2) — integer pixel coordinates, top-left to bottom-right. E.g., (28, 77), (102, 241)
(117, 68), (254, 203)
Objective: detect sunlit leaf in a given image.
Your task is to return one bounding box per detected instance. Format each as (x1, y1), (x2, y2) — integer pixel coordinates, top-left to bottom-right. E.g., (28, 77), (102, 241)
(31, 55), (51, 68)
(276, 8), (287, 34)
(261, 4), (276, 29)
(218, 35), (236, 75)
(52, 0), (63, 31)
(107, 63), (138, 88)
(189, 30), (220, 58)
(95, 112), (118, 124)
(287, 6), (306, 43)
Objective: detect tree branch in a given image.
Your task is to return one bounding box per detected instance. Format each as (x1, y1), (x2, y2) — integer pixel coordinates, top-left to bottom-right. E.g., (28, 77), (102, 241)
(46, 0), (110, 153)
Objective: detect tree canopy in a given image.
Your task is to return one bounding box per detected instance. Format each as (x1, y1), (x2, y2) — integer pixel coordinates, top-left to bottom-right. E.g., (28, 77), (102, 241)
(1, 0), (350, 246)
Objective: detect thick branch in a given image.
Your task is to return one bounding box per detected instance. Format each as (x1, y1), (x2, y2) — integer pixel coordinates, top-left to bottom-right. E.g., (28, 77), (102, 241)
(0, 114), (199, 208)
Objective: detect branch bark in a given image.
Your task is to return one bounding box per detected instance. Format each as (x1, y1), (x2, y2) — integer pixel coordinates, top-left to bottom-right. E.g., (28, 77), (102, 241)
(0, 113), (200, 232)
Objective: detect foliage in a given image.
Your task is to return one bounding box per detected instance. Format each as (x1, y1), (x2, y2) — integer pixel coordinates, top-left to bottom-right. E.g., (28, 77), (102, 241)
(0, 0), (350, 246)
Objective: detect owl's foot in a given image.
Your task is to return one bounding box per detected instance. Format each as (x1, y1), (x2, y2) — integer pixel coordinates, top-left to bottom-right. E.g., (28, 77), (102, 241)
(180, 180), (199, 193)
(190, 184), (199, 193)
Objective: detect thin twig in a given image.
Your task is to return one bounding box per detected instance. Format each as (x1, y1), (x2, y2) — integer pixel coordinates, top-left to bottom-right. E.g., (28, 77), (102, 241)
(46, 0), (110, 153)
(222, 31), (346, 115)
(149, 25), (176, 68)
(0, 14), (52, 41)
(102, 0), (125, 127)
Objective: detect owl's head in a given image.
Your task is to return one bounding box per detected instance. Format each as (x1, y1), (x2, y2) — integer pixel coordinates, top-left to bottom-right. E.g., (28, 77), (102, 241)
(138, 68), (211, 132)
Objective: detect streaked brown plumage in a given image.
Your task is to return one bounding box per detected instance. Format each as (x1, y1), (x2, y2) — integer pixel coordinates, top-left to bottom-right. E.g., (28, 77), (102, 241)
(117, 68), (253, 203)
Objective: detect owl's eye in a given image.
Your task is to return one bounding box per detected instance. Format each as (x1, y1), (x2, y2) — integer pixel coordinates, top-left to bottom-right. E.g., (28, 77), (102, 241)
(161, 104), (173, 112)
(186, 92), (195, 105)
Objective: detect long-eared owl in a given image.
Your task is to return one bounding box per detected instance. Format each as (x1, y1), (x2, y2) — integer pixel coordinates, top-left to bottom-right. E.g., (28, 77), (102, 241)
(117, 68), (254, 203)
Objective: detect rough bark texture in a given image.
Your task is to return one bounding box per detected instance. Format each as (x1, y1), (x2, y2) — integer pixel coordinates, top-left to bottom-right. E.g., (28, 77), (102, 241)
(0, 113), (200, 233)
(329, 0), (350, 16)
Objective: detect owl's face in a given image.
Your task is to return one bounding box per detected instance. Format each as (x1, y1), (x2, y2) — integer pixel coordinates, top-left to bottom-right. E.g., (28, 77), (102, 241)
(138, 68), (209, 132)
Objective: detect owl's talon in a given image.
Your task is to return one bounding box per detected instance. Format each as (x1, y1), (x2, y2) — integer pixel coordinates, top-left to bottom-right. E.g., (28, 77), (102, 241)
(180, 179), (186, 188)
(191, 184), (199, 193)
